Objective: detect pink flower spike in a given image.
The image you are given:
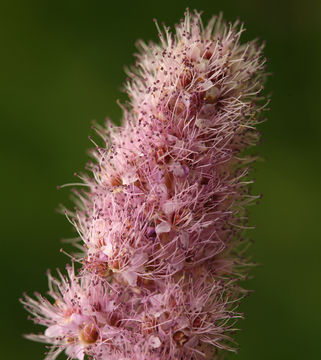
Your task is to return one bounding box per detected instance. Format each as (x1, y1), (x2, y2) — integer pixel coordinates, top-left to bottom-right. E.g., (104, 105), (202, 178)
(22, 9), (268, 360)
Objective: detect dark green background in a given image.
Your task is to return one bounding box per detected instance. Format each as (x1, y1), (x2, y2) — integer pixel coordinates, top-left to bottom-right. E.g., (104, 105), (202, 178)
(1, 0), (320, 359)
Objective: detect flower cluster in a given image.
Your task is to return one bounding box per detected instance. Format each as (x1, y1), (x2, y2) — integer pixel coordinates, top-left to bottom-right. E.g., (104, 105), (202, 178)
(22, 9), (267, 360)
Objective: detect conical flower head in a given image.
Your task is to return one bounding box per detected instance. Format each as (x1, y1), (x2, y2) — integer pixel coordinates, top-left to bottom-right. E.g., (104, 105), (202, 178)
(23, 9), (268, 360)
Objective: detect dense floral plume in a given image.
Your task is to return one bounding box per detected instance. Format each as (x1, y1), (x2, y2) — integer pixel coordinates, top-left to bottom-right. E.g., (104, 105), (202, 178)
(22, 9), (268, 360)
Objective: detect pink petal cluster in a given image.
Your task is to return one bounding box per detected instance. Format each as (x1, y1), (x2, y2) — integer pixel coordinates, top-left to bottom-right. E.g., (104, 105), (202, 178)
(22, 10), (267, 360)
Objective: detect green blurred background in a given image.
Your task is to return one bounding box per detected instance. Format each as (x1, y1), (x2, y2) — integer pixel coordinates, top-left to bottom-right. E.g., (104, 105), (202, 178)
(1, 0), (320, 359)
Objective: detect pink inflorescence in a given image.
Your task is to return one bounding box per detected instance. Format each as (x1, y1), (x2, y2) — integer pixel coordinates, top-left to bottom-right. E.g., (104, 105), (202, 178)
(22, 10), (268, 360)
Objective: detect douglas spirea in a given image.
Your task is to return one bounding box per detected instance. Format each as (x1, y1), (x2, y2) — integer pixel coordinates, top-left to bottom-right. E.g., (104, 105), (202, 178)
(22, 10), (268, 360)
